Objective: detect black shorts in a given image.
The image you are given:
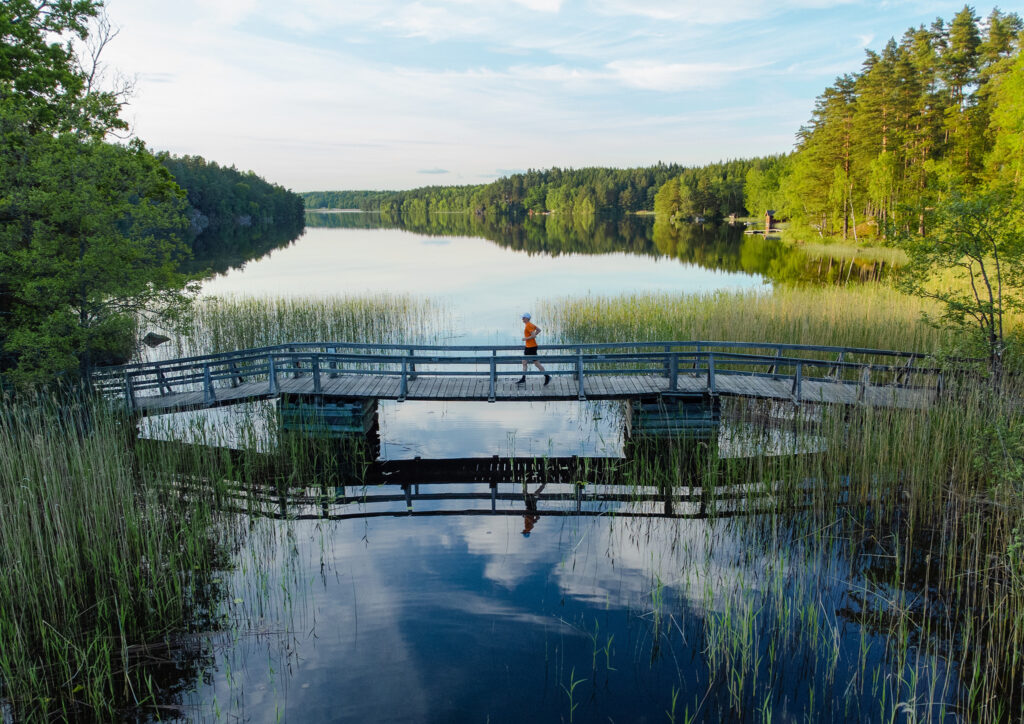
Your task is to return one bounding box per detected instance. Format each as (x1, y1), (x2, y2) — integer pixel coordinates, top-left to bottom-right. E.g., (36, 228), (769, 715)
(524, 346), (538, 356)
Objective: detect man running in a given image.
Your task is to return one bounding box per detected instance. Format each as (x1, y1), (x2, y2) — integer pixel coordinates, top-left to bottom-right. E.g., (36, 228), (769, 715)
(516, 312), (550, 385)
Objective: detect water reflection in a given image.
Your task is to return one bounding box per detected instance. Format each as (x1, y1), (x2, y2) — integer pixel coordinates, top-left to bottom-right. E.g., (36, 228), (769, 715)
(183, 218), (305, 277)
(176, 473), (955, 723)
(305, 211), (891, 286)
(138, 398), (825, 461)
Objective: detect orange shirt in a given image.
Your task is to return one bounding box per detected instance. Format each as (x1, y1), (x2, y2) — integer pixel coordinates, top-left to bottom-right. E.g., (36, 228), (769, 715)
(524, 321), (539, 348)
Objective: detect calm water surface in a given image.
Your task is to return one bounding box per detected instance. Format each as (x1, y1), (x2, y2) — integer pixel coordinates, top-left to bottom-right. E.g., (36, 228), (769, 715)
(161, 217), (954, 722)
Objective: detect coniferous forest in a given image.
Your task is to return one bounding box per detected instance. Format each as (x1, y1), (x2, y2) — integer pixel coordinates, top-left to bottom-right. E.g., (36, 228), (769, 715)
(746, 6), (1023, 239)
(305, 6), (1023, 246)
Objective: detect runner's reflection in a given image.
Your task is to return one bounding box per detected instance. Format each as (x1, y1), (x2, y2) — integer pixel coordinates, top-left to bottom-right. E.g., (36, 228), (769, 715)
(521, 482), (546, 537)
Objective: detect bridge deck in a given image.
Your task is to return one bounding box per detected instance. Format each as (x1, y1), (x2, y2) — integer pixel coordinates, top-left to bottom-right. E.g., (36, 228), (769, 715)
(131, 371), (934, 415)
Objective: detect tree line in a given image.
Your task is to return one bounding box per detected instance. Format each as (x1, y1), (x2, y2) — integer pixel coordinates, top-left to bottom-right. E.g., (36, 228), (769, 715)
(745, 6), (1022, 239)
(304, 164), (703, 217)
(160, 154), (304, 255)
(0, 2), (303, 385)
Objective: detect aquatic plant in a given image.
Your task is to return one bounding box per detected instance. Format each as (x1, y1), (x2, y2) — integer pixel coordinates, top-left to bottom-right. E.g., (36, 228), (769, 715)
(172, 294), (452, 358)
(0, 393), (235, 719)
(545, 286), (965, 354)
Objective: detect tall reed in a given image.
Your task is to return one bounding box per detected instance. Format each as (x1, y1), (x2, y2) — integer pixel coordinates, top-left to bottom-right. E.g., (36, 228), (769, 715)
(0, 394), (238, 719)
(545, 286), (961, 353)
(617, 377), (1024, 721)
(174, 294), (452, 357)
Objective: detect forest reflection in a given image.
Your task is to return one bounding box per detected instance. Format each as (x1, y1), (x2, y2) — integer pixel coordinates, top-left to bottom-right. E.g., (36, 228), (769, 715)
(305, 211), (890, 285)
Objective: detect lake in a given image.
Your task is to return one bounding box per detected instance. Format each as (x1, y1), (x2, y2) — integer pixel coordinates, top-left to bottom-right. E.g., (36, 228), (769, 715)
(137, 214), (966, 722)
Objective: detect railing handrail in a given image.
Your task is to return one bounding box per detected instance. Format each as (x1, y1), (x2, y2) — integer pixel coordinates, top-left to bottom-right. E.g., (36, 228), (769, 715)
(92, 339), (975, 378)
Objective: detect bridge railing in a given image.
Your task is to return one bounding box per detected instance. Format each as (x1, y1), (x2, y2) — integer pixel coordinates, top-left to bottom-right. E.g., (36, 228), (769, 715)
(91, 341), (960, 412)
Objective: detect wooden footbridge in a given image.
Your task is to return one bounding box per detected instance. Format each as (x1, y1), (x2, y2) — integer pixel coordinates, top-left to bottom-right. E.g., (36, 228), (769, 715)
(93, 341), (948, 417)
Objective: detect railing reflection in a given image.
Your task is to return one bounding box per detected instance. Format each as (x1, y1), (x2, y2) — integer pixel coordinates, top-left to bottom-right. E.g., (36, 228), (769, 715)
(167, 456), (834, 522)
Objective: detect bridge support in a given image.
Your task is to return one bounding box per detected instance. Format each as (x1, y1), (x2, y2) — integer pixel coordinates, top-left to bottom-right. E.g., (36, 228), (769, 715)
(278, 395), (380, 483)
(624, 393), (721, 513)
(626, 393), (720, 443)
(280, 395), (379, 438)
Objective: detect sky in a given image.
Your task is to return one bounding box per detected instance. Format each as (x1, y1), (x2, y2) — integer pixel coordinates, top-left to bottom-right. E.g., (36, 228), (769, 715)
(100, 0), (983, 192)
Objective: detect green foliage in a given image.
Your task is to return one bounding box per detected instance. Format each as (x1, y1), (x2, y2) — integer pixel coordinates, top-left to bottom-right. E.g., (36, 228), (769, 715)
(0, 0), (198, 385)
(760, 8), (1022, 239)
(303, 163), (688, 218)
(1, 135), (195, 383)
(895, 191), (1024, 371)
(0, 394), (232, 719)
(302, 189), (397, 210)
(161, 154), (305, 250)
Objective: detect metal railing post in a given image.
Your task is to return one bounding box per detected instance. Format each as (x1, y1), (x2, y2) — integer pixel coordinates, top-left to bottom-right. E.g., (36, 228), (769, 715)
(124, 373), (136, 414)
(327, 347), (338, 378)
(828, 351), (844, 380)
(488, 352), (496, 402)
(896, 357), (914, 386)
(857, 365), (870, 403)
(398, 355), (408, 402)
(203, 364), (215, 405)
(156, 365), (171, 395)
(577, 350), (586, 401)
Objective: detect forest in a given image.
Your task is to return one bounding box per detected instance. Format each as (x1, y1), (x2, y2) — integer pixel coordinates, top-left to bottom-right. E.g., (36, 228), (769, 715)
(306, 7), (1023, 245)
(304, 163), (732, 218)
(161, 154), (305, 255)
(0, 3), (305, 384)
(740, 6), (1023, 239)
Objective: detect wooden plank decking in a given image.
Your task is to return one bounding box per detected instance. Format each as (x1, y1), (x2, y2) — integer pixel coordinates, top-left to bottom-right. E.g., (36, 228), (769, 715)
(131, 371), (934, 415)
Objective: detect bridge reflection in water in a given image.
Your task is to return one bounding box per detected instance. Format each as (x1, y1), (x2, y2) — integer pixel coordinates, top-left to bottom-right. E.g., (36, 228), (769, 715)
(168, 454), (832, 523)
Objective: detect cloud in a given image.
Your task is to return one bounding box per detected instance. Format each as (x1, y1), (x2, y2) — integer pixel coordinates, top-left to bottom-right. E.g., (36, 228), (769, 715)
(511, 0), (565, 11)
(591, 0), (858, 24)
(380, 2), (496, 41)
(417, 168), (451, 174)
(606, 60), (754, 91)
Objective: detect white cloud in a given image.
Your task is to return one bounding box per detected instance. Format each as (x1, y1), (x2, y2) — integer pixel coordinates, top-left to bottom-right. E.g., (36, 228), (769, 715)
(590, 0), (859, 24)
(606, 60), (754, 92)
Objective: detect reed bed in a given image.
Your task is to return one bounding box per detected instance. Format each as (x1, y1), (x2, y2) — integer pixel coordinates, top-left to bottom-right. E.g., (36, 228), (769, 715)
(173, 294), (452, 357)
(547, 287), (1024, 719)
(0, 394), (238, 719)
(615, 379), (1024, 721)
(545, 286), (961, 353)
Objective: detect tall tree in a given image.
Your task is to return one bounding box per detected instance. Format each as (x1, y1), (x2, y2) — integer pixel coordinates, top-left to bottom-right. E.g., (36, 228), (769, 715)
(0, 0), (194, 384)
